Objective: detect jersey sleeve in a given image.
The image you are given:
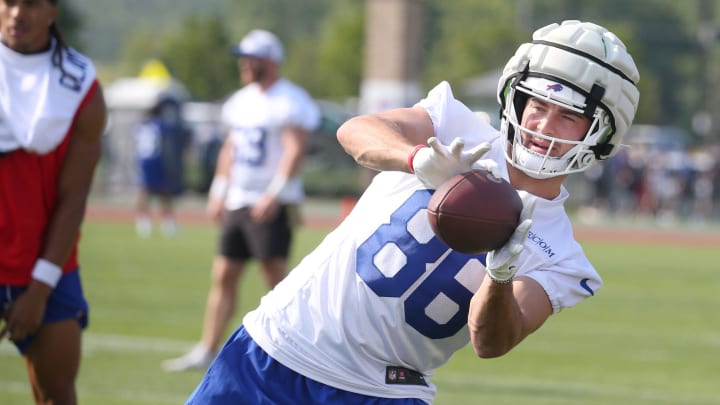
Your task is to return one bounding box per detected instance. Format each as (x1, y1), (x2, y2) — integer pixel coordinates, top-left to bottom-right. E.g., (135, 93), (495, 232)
(525, 249), (602, 314)
(515, 197), (603, 314)
(416, 81), (499, 145)
(285, 87), (321, 132)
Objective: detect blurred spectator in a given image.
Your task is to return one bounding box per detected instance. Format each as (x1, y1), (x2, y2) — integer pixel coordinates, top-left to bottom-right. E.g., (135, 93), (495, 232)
(133, 97), (188, 237)
(688, 147), (716, 222)
(581, 134), (720, 224)
(183, 101), (224, 194)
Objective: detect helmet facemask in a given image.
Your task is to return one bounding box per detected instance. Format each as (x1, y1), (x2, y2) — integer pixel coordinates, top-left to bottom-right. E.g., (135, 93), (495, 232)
(501, 76), (612, 179)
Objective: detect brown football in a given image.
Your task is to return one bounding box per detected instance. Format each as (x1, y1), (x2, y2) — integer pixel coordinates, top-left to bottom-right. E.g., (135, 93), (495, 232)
(427, 169), (522, 254)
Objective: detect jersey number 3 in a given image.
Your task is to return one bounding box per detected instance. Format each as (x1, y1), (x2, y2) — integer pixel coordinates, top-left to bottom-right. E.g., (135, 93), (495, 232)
(356, 190), (486, 339)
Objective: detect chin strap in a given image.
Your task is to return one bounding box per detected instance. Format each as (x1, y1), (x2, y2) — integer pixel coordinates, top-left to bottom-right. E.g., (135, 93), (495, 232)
(583, 84), (605, 119)
(589, 142), (615, 160)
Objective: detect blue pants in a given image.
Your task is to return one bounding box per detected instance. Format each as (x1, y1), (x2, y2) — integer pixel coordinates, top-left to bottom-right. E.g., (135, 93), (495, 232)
(1, 270), (88, 354)
(187, 325), (426, 405)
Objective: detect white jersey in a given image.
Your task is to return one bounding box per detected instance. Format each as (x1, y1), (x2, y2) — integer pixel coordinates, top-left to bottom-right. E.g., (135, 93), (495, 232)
(243, 81), (601, 403)
(0, 38), (97, 154)
(221, 78), (320, 209)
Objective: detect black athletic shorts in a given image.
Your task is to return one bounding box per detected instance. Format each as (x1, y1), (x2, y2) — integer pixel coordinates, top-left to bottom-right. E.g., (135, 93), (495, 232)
(219, 205), (297, 261)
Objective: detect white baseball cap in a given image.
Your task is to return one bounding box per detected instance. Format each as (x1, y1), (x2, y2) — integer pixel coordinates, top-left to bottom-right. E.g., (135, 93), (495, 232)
(231, 29), (284, 64)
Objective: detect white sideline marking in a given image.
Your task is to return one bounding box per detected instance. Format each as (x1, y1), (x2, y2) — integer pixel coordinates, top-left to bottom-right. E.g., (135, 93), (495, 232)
(1, 333), (195, 404)
(0, 380), (187, 404)
(81, 332), (195, 355)
(0, 381), (28, 392)
(0, 332), (194, 357)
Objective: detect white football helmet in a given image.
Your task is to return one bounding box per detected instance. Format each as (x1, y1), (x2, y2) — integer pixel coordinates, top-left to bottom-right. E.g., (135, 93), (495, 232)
(497, 20), (640, 179)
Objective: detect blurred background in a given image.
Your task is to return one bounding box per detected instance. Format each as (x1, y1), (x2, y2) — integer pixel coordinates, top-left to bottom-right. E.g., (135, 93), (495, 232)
(61, 0), (720, 225)
(3, 2), (719, 403)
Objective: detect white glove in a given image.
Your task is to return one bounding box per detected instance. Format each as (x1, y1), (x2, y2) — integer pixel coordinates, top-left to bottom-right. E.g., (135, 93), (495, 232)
(474, 158), (503, 180)
(485, 191), (537, 283)
(410, 137), (491, 189)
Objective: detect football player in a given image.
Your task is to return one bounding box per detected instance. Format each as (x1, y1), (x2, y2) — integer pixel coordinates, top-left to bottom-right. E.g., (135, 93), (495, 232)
(187, 20), (639, 404)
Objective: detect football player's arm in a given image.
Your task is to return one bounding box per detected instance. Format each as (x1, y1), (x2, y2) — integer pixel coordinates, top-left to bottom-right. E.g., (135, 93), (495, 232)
(213, 134), (234, 180)
(207, 134), (234, 221)
(251, 125), (310, 222)
(336, 106), (435, 173)
(268, 124), (310, 196)
(43, 83), (106, 270)
(4, 84), (106, 342)
(467, 276), (552, 358)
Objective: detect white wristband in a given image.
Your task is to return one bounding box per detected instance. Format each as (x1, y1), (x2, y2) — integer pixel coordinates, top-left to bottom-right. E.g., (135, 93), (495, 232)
(32, 259), (63, 288)
(209, 176), (229, 199)
(266, 175), (289, 197)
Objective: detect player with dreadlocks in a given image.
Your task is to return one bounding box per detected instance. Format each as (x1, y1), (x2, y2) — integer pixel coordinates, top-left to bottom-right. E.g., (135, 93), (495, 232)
(0, 0), (107, 403)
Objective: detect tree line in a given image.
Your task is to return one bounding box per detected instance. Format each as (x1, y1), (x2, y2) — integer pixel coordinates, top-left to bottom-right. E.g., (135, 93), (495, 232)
(61, 0), (718, 142)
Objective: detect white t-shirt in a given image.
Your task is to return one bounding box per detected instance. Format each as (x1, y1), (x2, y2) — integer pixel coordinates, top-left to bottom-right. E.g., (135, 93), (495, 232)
(243, 81), (601, 404)
(221, 78), (320, 209)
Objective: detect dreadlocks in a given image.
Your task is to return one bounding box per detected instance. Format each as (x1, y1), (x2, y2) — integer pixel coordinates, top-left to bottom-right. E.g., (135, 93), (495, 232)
(48, 1), (82, 91)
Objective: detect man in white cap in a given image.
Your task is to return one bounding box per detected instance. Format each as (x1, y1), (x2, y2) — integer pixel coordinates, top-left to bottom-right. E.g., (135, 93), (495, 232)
(163, 29), (320, 372)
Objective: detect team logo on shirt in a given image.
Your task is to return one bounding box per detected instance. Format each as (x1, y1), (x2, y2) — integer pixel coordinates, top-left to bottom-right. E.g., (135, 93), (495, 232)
(385, 366), (428, 386)
(580, 278), (595, 296)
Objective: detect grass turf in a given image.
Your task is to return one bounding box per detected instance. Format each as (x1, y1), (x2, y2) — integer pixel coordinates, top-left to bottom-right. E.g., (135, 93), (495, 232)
(1, 220), (718, 404)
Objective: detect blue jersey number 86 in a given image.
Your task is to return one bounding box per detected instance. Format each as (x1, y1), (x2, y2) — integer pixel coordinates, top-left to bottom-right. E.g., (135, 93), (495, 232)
(356, 190), (486, 339)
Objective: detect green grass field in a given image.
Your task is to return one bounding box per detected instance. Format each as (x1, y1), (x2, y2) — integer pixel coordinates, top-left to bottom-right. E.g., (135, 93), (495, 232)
(1, 219), (719, 404)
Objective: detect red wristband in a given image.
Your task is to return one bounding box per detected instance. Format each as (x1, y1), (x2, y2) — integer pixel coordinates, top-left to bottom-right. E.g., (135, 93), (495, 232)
(407, 145), (427, 174)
